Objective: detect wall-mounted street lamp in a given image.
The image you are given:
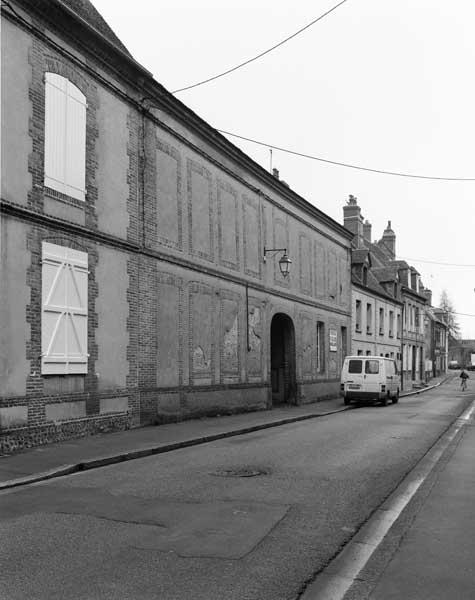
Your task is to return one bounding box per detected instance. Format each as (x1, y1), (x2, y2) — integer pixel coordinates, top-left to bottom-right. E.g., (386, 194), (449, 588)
(263, 247), (292, 278)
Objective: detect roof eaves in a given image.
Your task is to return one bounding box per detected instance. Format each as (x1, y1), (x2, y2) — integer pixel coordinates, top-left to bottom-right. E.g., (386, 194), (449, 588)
(54, 0), (152, 77)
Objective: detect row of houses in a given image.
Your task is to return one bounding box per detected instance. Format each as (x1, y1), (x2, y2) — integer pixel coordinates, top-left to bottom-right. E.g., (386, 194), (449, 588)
(0, 0), (448, 452)
(342, 196), (448, 387)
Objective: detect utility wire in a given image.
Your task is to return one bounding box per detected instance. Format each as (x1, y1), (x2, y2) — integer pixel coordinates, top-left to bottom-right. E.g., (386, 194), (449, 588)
(172, 0), (349, 93)
(218, 129), (475, 181)
(399, 257), (475, 268)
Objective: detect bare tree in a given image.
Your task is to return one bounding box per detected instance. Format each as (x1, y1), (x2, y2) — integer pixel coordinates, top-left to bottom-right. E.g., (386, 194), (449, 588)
(438, 289), (461, 339)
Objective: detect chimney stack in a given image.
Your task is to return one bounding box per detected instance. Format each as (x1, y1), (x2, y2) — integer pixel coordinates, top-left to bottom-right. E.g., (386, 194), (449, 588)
(381, 220), (396, 259)
(421, 288), (432, 306)
(343, 195), (365, 248)
(272, 168), (280, 180)
(363, 219), (372, 243)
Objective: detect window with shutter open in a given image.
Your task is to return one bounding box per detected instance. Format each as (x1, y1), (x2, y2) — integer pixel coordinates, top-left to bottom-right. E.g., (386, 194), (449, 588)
(41, 242), (88, 375)
(44, 73), (86, 201)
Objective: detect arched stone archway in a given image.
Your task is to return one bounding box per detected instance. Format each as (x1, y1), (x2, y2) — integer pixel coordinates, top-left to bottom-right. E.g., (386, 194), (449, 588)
(270, 313), (296, 405)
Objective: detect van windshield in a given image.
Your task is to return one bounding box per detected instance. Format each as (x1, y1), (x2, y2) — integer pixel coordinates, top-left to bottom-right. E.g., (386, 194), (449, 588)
(348, 359), (363, 373)
(365, 360), (380, 374)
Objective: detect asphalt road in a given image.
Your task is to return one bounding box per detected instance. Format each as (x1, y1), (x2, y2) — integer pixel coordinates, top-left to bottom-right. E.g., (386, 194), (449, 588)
(0, 381), (471, 600)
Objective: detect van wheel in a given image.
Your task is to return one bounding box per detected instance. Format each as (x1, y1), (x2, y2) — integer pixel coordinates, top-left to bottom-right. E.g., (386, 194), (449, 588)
(344, 397), (351, 406)
(381, 395), (388, 407)
(392, 389), (400, 404)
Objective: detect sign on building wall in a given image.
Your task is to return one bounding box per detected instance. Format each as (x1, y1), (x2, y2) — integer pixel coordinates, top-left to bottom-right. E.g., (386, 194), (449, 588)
(329, 328), (338, 352)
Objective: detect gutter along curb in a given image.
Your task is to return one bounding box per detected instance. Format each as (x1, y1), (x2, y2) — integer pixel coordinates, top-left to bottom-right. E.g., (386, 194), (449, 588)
(400, 375), (450, 398)
(0, 405), (348, 491)
(0, 376), (449, 492)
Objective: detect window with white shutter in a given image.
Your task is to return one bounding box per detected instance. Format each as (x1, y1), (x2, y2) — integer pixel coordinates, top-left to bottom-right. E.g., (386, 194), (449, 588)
(44, 73), (86, 202)
(41, 242), (88, 375)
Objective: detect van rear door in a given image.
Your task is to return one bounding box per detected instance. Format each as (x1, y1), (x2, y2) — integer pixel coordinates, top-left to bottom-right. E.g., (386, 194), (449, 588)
(345, 358), (364, 391)
(364, 359), (382, 396)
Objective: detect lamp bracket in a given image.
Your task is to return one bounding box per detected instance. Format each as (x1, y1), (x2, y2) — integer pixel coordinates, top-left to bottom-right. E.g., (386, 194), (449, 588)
(263, 247), (287, 262)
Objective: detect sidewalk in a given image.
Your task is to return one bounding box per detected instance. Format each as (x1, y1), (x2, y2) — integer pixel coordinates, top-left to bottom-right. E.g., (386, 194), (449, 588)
(366, 409), (475, 600)
(0, 374), (448, 491)
(0, 396), (347, 490)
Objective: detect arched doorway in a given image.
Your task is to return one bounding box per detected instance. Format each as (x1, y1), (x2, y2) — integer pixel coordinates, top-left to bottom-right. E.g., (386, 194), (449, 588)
(270, 313), (296, 405)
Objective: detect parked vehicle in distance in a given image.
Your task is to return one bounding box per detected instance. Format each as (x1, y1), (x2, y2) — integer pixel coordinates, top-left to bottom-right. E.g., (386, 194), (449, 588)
(340, 355), (400, 406)
(448, 361), (460, 370)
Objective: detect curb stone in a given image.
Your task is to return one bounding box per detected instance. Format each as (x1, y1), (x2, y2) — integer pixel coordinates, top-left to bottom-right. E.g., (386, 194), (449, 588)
(0, 377), (450, 492)
(0, 406), (348, 491)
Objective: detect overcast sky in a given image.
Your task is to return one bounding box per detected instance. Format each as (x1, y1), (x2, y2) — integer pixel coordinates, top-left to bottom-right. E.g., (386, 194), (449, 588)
(94, 0), (475, 337)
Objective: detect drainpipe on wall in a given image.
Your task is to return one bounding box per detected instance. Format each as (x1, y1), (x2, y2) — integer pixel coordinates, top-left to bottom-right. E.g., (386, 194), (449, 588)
(400, 302), (405, 391)
(245, 282), (251, 352)
(374, 302), (377, 356)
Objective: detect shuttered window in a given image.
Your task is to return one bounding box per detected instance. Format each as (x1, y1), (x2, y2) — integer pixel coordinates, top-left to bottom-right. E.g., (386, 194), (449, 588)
(41, 242), (88, 375)
(44, 73), (86, 201)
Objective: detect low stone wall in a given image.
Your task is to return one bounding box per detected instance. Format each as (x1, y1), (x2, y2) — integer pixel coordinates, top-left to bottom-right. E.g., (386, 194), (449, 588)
(298, 380), (340, 405)
(0, 412), (129, 454)
(141, 385), (269, 425)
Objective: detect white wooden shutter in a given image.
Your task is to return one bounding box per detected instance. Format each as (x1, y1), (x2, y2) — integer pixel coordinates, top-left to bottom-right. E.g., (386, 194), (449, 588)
(44, 73), (86, 202)
(44, 74), (66, 194)
(65, 82), (87, 200)
(42, 242), (88, 375)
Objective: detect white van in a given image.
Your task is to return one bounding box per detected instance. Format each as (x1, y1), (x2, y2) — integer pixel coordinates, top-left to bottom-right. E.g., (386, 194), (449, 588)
(340, 355), (400, 406)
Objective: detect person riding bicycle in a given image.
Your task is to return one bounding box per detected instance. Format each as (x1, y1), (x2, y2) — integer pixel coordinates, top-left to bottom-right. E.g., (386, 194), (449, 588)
(460, 368), (469, 390)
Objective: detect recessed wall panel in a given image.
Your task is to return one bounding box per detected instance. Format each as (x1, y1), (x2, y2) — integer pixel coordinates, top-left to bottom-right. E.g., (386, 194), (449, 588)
(157, 276), (182, 387)
(218, 179), (239, 270)
(189, 283), (215, 385)
(243, 195), (261, 278)
(156, 139), (182, 250)
(221, 295), (240, 382)
(187, 160), (213, 262)
(299, 233), (312, 295)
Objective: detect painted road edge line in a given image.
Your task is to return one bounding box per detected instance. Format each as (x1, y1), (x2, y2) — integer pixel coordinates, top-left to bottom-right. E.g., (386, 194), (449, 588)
(300, 398), (475, 600)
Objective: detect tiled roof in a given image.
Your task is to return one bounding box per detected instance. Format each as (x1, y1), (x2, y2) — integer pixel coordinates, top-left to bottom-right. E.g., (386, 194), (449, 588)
(366, 270), (396, 300)
(351, 248), (370, 264)
(352, 269), (399, 302)
(59, 0), (132, 56)
(371, 266), (398, 283)
(367, 242), (389, 268)
(388, 260), (410, 269)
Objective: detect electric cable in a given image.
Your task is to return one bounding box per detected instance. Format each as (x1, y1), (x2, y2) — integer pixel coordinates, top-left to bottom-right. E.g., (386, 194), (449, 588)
(172, 0), (349, 93)
(6, 1), (475, 183)
(218, 129), (475, 181)
(398, 257), (475, 268)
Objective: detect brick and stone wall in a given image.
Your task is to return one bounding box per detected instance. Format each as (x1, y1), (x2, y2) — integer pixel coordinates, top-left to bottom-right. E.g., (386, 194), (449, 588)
(1, 7), (352, 451)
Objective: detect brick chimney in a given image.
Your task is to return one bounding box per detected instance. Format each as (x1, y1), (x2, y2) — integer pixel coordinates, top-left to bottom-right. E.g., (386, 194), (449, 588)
(381, 220), (396, 259)
(410, 268), (420, 292)
(343, 195), (365, 248)
(420, 288), (432, 305)
(363, 219), (372, 243)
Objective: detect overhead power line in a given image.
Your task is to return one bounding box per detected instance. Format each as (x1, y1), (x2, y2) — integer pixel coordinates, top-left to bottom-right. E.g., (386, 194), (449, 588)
(172, 0), (350, 93)
(444, 311), (475, 318)
(218, 129), (475, 182)
(399, 257), (475, 268)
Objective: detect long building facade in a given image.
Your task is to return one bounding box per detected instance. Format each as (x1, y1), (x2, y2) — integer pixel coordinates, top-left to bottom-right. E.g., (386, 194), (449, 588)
(0, 0), (353, 452)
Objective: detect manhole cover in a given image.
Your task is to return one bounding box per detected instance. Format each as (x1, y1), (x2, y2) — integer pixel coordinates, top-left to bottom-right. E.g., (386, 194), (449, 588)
(212, 467), (270, 478)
